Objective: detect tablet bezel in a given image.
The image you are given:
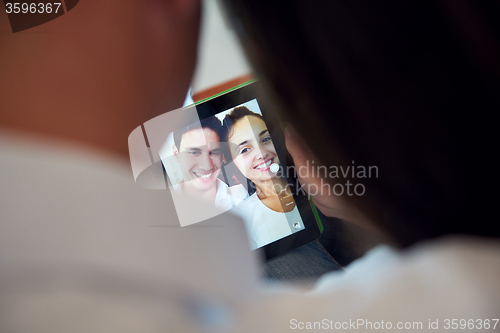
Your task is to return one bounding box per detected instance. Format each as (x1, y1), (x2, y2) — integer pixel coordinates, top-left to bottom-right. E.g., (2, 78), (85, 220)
(188, 81), (321, 260)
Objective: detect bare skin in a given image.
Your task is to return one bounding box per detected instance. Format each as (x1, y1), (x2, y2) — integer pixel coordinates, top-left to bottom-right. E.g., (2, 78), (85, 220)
(0, 0), (201, 162)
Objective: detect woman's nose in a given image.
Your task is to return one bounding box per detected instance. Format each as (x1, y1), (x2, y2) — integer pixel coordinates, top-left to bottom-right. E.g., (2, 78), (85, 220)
(253, 147), (265, 160)
(256, 143), (272, 160)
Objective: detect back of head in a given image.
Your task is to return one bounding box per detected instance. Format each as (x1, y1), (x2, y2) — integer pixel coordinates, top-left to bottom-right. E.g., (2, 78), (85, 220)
(0, 0), (200, 160)
(223, 0), (500, 247)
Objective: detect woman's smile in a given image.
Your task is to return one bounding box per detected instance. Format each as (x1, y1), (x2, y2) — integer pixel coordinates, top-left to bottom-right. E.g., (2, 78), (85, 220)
(228, 115), (279, 182)
(253, 158), (274, 171)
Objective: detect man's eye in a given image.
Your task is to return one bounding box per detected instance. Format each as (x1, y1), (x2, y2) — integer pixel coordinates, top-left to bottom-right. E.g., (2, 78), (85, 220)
(210, 151), (221, 156)
(188, 150), (201, 156)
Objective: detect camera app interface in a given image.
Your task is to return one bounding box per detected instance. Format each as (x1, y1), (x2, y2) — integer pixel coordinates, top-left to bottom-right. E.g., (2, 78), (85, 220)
(160, 99), (305, 249)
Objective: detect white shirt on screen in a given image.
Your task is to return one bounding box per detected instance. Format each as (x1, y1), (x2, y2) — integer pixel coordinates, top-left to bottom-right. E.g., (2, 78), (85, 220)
(230, 193), (304, 249)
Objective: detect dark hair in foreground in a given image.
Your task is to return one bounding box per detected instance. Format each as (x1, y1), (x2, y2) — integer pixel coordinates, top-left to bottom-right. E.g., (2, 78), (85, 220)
(173, 116), (222, 149)
(222, 0), (500, 247)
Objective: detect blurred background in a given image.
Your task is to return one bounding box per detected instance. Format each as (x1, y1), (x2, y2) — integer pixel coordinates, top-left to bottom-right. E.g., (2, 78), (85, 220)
(189, 0), (253, 103)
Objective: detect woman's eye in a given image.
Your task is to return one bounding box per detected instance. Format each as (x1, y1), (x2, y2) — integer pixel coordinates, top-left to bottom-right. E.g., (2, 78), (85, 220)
(240, 147), (251, 155)
(262, 136), (272, 144)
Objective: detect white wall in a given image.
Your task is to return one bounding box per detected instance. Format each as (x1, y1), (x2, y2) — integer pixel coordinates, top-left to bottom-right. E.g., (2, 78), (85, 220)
(191, 0), (252, 94)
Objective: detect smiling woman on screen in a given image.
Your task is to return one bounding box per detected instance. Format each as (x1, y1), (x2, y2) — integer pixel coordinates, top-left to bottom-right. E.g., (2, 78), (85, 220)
(222, 106), (304, 249)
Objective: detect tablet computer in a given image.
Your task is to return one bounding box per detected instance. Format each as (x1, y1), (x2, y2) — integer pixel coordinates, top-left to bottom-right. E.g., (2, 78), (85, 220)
(159, 81), (321, 259)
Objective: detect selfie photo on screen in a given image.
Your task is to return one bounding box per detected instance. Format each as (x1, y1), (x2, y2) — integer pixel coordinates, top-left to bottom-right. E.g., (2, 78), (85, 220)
(220, 100), (305, 249)
(160, 98), (306, 250)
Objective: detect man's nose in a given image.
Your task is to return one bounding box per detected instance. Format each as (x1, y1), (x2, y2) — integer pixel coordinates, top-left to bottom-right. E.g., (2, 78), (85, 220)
(198, 152), (214, 170)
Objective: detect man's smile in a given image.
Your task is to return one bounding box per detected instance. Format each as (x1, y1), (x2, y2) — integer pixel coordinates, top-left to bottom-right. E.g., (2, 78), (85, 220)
(193, 170), (216, 180)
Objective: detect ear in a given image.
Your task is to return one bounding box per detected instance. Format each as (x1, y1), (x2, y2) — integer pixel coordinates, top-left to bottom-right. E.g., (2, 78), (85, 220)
(173, 145), (179, 161)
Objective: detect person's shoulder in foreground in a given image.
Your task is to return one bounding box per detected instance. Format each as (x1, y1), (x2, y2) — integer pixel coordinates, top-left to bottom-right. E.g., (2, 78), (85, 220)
(235, 236), (500, 332)
(0, 129), (260, 333)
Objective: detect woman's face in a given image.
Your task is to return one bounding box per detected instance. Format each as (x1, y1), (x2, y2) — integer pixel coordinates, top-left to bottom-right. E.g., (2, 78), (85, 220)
(228, 115), (279, 182)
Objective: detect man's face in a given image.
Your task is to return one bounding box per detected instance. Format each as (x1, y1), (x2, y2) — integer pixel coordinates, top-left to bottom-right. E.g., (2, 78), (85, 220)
(175, 128), (222, 191)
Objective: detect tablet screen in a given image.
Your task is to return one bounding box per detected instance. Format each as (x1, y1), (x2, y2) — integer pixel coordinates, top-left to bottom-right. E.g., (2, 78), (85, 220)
(160, 98), (306, 250)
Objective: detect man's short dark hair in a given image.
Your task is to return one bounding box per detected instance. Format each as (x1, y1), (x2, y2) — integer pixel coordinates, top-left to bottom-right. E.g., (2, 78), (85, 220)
(173, 116), (223, 149)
